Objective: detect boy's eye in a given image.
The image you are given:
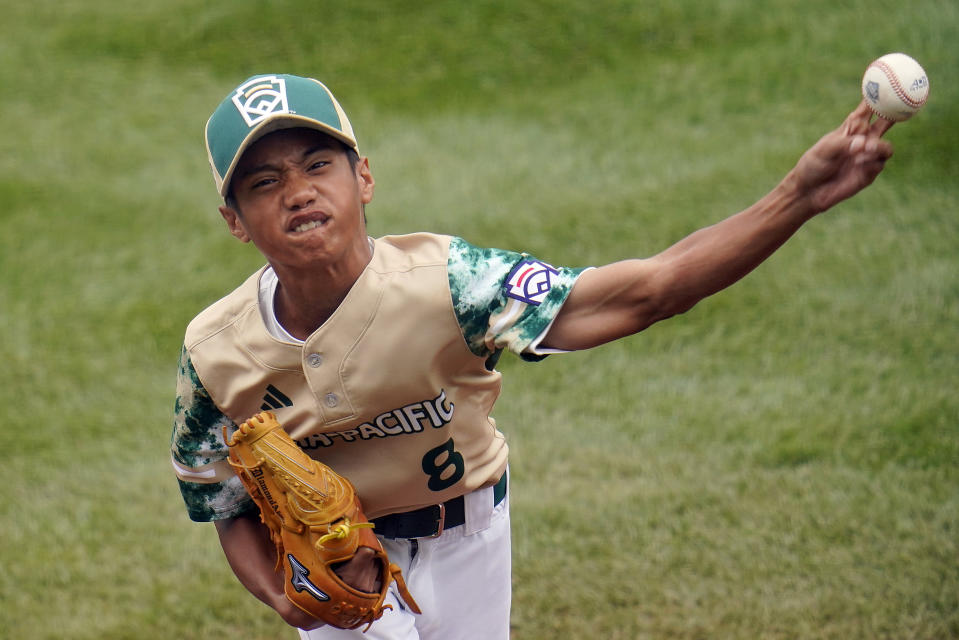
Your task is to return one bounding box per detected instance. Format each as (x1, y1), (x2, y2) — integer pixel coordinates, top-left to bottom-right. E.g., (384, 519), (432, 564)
(251, 177), (277, 189)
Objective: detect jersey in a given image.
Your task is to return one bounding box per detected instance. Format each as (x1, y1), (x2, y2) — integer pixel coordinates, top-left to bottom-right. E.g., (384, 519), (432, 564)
(171, 233), (585, 521)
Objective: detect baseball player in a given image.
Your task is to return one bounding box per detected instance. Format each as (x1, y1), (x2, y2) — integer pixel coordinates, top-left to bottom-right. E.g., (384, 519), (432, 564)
(171, 73), (894, 639)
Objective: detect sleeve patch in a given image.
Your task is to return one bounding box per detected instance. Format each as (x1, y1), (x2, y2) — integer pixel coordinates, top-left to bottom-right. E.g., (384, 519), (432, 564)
(504, 259), (560, 306)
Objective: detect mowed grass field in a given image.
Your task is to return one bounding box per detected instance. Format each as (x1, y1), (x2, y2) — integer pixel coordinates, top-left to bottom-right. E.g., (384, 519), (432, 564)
(1, 1), (957, 638)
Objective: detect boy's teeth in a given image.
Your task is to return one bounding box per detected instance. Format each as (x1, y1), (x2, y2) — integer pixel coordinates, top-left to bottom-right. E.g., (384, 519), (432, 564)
(294, 220), (323, 233)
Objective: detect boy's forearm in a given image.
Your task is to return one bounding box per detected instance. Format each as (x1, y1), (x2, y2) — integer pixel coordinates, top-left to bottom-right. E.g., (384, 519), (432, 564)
(649, 178), (812, 310)
(214, 512), (323, 630)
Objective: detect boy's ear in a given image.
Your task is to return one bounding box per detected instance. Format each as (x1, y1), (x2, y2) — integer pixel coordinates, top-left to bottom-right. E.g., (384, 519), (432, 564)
(219, 205), (251, 243)
(356, 156), (375, 205)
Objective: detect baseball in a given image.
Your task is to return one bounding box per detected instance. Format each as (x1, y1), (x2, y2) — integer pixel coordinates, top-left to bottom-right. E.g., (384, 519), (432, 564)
(861, 52), (929, 122)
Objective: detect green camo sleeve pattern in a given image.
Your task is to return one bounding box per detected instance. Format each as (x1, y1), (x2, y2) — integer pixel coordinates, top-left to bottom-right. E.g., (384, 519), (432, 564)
(447, 237), (584, 360)
(171, 346), (254, 522)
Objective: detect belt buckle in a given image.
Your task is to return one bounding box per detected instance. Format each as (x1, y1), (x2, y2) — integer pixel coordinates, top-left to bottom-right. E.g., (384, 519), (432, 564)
(428, 503), (446, 538)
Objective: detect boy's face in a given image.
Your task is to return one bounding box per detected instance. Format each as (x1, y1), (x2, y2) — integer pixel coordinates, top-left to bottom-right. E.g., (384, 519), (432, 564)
(219, 128), (374, 276)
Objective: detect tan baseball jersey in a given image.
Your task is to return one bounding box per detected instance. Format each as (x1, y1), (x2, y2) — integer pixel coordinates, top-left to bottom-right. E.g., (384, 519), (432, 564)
(171, 233), (585, 521)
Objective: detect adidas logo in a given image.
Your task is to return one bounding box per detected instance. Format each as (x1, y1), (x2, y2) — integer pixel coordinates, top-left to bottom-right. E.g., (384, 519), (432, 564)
(261, 384), (293, 411)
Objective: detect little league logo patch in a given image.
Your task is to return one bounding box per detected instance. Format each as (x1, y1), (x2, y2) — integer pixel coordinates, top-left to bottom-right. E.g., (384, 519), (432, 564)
(505, 259), (560, 306)
(232, 76), (290, 127)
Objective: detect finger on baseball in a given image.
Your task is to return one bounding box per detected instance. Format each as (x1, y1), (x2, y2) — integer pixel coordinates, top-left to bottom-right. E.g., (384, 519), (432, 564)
(870, 115), (895, 137)
(842, 101), (874, 135)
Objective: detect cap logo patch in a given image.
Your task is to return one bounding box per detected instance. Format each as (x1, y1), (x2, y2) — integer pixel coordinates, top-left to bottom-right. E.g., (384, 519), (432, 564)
(505, 259), (560, 306)
(231, 76), (290, 127)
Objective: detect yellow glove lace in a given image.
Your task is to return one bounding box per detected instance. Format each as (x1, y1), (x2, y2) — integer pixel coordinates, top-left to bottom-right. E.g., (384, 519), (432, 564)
(317, 519), (376, 547)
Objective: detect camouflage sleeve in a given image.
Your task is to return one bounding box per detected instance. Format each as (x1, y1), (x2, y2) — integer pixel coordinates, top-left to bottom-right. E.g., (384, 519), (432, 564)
(170, 346), (255, 522)
(447, 236), (586, 361)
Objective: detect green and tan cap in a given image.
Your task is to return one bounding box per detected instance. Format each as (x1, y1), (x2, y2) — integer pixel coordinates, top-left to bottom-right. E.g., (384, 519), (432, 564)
(205, 74), (358, 198)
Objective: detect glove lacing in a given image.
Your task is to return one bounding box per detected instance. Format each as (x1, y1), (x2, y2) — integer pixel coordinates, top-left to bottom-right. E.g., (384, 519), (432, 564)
(317, 519), (376, 548)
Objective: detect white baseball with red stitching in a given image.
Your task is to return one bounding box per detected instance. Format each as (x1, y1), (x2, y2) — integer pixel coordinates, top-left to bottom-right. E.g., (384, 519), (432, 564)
(861, 53), (929, 122)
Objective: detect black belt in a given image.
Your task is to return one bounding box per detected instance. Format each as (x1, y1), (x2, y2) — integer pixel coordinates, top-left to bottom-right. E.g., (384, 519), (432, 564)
(371, 473), (507, 539)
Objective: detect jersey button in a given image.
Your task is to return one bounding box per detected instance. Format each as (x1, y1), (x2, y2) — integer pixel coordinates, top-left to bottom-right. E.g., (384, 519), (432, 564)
(306, 353), (323, 368)
(324, 393), (338, 407)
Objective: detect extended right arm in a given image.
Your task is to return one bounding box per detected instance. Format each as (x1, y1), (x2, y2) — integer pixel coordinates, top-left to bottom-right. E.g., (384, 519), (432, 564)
(542, 102), (894, 352)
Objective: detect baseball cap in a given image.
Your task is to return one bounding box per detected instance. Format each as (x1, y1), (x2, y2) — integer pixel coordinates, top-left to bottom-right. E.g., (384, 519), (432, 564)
(205, 74), (359, 198)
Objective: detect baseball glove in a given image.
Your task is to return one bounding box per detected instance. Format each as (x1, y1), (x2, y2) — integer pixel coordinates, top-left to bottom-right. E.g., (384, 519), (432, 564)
(224, 411), (420, 630)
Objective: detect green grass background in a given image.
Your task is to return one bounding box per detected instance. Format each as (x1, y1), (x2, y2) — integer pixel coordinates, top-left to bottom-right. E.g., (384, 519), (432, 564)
(1, 1), (957, 638)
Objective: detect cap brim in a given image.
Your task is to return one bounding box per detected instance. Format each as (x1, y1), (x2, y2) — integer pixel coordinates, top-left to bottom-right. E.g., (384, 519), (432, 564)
(212, 115), (359, 198)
